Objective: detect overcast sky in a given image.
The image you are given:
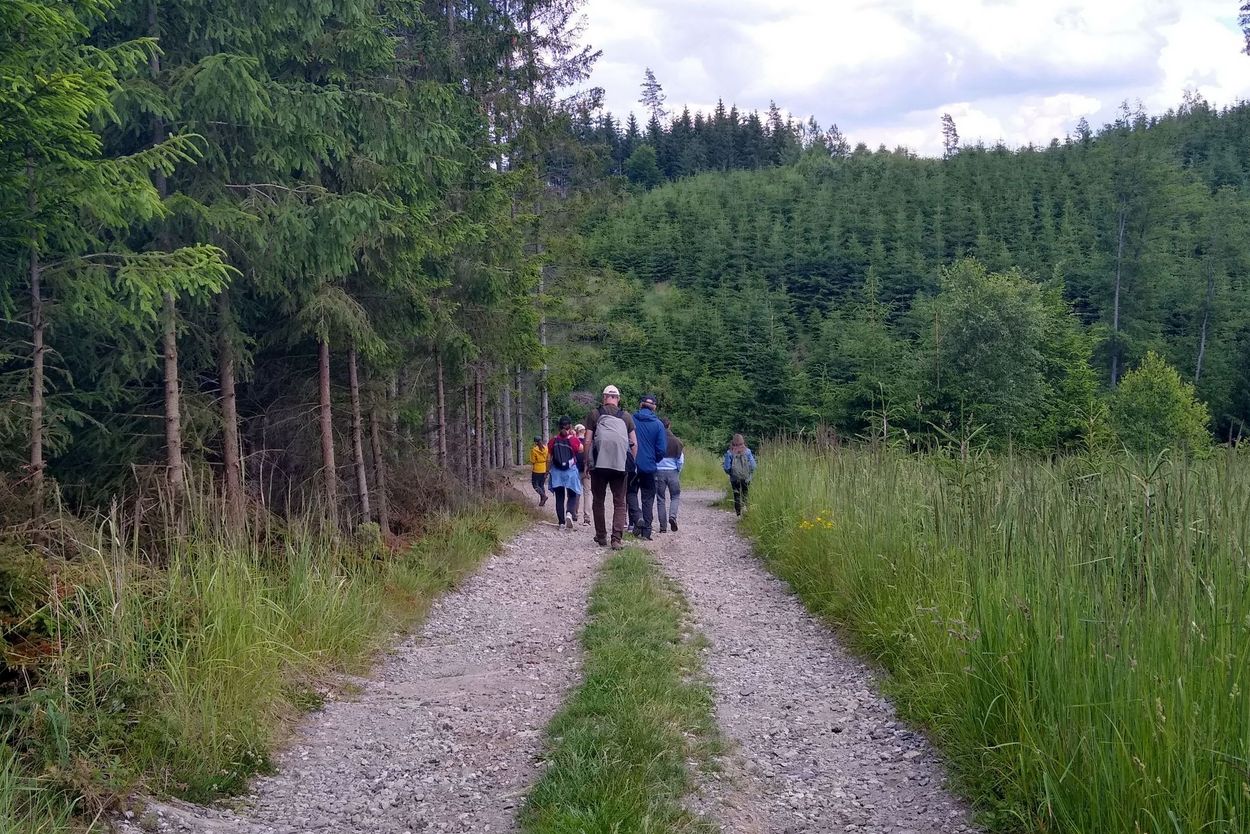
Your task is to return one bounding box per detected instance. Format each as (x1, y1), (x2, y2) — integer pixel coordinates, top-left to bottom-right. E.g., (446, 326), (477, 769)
(576, 0), (1250, 156)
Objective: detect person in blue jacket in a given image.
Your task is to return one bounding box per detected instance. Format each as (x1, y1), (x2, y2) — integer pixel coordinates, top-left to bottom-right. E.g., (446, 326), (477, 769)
(722, 433), (757, 516)
(628, 393), (667, 540)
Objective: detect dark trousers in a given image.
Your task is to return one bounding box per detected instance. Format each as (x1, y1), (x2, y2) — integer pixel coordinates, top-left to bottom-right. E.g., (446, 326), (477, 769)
(553, 486), (572, 524)
(627, 471), (657, 535)
(731, 477), (750, 515)
(591, 468), (628, 543)
(531, 472), (547, 499)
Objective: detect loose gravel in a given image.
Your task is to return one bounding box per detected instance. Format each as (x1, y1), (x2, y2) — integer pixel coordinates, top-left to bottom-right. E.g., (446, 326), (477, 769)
(653, 489), (981, 834)
(116, 514), (600, 834)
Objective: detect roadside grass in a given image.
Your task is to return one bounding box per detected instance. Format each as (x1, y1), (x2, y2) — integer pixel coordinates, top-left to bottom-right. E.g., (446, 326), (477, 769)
(3, 501), (525, 831)
(521, 547), (719, 833)
(679, 446), (726, 492)
(742, 444), (1250, 833)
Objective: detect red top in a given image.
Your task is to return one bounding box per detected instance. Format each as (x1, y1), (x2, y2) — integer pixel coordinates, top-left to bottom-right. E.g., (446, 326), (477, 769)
(548, 433), (583, 455)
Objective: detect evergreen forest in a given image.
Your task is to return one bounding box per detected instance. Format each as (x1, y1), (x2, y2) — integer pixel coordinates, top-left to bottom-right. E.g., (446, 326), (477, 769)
(4, 0), (1250, 831)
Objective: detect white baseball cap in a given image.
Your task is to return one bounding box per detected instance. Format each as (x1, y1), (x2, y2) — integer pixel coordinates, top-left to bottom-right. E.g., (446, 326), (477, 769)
(602, 384), (621, 397)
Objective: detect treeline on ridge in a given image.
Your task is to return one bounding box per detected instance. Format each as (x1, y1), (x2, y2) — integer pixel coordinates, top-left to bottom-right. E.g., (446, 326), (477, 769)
(572, 97), (1250, 451)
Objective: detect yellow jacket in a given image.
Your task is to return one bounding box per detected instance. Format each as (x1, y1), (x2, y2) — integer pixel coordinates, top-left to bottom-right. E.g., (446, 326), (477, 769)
(530, 444), (549, 474)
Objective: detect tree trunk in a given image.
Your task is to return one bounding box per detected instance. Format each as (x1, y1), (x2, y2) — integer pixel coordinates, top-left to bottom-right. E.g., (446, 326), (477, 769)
(463, 383), (474, 484)
(388, 372), (400, 439)
(163, 292), (184, 503)
(1195, 262), (1216, 384)
(150, 3), (183, 507)
(370, 403), (390, 537)
(501, 383), (513, 467)
(435, 349), (448, 466)
(27, 162), (44, 515)
(218, 291), (243, 525)
(348, 346), (371, 523)
(514, 367), (524, 464)
(474, 366), (485, 481)
(1110, 207), (1127, 387)
(318, 338), (338, 518)
(539, 267), (550, 437)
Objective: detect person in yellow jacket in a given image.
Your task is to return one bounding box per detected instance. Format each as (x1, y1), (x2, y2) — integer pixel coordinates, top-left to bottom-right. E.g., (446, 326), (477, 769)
(529, 435), (549, 506)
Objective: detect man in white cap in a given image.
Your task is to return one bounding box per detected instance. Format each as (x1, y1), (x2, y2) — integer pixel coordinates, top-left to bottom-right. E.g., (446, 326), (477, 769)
(583, 384), (637, 549)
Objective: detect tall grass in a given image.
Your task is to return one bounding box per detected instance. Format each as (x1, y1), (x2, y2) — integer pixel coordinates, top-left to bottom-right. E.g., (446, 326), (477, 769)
(3, 499), (524, 830)
(743, 444), (1250, 833)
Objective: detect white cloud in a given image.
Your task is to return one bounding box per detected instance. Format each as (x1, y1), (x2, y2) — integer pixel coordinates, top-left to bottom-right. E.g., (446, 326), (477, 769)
(578, 0), (1250, 156)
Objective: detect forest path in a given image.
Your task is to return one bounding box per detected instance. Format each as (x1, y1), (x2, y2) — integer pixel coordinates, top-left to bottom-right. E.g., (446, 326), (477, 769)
(117, 506), (601, 834)
(117, 488), (979, 834)
(657, 490), (979, 834)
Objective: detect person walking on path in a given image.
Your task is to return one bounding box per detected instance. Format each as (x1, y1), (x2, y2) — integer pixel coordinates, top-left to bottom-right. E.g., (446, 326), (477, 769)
(529, 435), (550, 506)
(574, 423), (591, 524)
(655, 416), (684, 533)
(630, 394), (667, 540)
(723, 433), (757, 516)
(547, 416), (583, 531)
(584, 385), (637, 550)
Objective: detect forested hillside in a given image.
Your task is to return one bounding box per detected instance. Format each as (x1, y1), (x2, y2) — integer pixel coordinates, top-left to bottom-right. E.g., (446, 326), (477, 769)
(576, 99), (1250, 449)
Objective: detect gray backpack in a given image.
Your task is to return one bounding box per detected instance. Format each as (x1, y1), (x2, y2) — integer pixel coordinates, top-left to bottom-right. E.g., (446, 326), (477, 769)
(593, 407), (630, 472)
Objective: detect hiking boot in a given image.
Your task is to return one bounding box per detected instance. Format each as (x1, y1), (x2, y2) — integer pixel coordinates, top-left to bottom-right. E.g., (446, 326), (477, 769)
(670, 518), (678, 532)
(582, 515), (591, 525)
(539, 493), (548, 506)
(610, 540), (624, 550)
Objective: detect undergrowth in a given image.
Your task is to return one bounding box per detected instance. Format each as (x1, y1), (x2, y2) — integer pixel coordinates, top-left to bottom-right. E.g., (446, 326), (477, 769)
(1, 497), (525, 832)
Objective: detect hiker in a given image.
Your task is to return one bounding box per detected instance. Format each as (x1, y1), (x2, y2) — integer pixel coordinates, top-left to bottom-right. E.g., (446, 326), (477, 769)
(584, 384), (638, 550)
(529, 435), (549, 506)
(547, 416), (582, 531)
(655, 416), (684, 533)
(574, 423), (591, 524)
(629, 393), (666, 540)
(723, 433), (757, 516)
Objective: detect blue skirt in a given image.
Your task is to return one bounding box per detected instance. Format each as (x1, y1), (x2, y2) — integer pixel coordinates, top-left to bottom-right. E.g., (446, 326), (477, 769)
(548, 465), (582, 493)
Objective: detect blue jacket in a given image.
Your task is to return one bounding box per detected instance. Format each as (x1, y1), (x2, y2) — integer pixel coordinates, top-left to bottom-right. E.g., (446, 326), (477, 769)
(723, 447), (757, 478)
(632, 407), (667, 474)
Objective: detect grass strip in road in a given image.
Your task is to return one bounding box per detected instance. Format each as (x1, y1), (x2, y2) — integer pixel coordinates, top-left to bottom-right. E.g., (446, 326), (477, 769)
(521, 547), (719, 834)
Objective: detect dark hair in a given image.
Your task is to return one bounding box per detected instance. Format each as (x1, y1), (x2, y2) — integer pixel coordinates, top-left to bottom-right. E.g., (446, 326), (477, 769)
(558, 415), (572, 428)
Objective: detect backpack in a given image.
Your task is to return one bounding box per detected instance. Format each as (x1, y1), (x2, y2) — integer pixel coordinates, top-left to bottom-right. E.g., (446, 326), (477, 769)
(730, 450), (752, 483)
(592, 406), (630, 472)
(551, 436), (574, 470)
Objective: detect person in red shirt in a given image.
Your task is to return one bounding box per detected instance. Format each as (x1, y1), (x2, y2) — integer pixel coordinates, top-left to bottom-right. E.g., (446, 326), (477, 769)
(547, 415), (583, 530)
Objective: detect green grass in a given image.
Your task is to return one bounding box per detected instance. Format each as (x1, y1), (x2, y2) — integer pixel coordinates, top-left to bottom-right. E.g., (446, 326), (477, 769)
(3, 502), (525, 831)
(521, 548), (719, 833)
(679, 446), (727, 492)
(742, 444), (1250, 833)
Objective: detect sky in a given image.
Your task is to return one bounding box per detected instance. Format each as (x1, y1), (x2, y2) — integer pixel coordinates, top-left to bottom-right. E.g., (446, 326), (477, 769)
(575, 0), (1250, 157)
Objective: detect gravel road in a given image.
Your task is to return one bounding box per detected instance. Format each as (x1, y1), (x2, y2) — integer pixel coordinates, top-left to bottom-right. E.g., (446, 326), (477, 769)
(116, 487), (980, 834)
(116, 514), (600, 834)
(655, 489), (979, 834)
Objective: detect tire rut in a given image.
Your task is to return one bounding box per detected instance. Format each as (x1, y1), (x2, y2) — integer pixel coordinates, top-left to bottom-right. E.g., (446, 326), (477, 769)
(651, 490), (981, 834)
(117, 516), (601, 834)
